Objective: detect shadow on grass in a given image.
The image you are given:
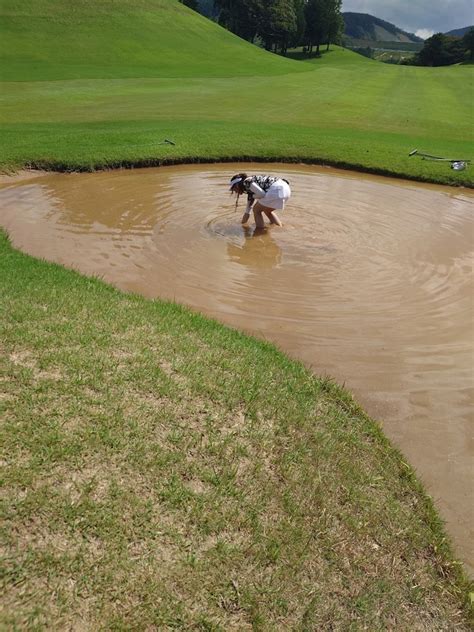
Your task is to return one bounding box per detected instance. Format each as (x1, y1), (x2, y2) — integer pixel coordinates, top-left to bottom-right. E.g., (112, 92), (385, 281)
(285, 47), (337, 62)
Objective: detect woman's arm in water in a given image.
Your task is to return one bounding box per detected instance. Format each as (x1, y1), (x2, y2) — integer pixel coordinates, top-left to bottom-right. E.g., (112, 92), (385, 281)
(242, 192), (255, 222)
(241, 211), (251, 224)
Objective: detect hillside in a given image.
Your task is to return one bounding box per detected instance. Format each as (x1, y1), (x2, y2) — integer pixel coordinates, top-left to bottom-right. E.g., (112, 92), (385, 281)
(0, 0), (306, 81)
(0, 1), (472, 187)
(445, 25), (474, 37)
(343, 12), (422, 43)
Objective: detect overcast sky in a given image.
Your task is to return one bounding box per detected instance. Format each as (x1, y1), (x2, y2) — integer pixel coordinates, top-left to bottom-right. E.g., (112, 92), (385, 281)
(342, 0), (473, 38)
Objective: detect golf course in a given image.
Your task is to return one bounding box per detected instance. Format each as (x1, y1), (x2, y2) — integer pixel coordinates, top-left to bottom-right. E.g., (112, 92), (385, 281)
(0, 0), (473, 184)
(1, 0), (473, 629)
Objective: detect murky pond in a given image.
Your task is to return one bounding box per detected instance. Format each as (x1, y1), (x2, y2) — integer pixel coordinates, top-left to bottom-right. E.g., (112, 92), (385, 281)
(1, 163), (473, 574)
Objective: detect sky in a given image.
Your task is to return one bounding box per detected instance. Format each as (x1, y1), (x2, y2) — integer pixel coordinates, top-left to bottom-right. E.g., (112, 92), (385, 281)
(341, 0), (473, 38)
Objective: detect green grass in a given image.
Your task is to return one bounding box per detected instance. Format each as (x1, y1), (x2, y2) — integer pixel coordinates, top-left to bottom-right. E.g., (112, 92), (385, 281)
(0, 0), (304, 80)
(1, 229), (472, 628)
(0, 0), (473, 185)
(1, 1), (473, 625)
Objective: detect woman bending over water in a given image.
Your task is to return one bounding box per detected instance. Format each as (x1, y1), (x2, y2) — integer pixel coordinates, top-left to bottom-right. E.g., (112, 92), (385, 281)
(229, 173), (291, 228)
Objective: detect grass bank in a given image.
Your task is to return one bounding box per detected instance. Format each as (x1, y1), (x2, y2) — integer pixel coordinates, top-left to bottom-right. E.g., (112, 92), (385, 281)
(0, 0), (473, 186)
(1, 231), (472, 628)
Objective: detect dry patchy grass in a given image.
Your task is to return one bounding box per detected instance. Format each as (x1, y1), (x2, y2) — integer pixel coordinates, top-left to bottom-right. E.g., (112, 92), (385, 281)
(1, 232), (472, 630)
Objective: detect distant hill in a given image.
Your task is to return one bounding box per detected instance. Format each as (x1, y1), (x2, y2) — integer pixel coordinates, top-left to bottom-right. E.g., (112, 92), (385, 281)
(444, 26), (473, 37)
(343, 12), (422, 43)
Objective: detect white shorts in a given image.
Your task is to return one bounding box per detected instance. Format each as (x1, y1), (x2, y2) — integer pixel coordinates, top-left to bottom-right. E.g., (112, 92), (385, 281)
(260, 179), (291, 210)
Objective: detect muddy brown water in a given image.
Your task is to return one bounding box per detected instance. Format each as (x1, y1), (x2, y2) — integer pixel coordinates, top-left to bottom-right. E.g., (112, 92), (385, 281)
(1, 163), (473, 575)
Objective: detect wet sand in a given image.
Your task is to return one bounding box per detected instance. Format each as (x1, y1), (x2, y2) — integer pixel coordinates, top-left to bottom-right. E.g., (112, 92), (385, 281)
(0, 163), (472, 575)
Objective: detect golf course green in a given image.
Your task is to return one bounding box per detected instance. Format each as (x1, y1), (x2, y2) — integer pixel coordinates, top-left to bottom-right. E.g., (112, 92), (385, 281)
(1, 0), (473, 628)
(0, 0), (473, 185)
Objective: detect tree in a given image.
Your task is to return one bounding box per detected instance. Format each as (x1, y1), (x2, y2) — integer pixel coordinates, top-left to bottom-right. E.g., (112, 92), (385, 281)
(213, 0), (341, 55)
(304, 0), (326, 54)
(414, 32), (466, 66)
(462, 27), (474, 60)
(214, 0), (260, 41)
(259, 0), (297, 54)
(304, 0), (342, 54)
(178, 0), (198, 10)
(291, 0), (306, 48)
(325, 0), (344, 50)
(214, 0), (298, 53)
(195, 0), (219, 18)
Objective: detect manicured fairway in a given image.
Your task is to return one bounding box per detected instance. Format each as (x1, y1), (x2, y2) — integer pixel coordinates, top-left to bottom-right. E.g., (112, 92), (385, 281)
(0, 0), (473, 185)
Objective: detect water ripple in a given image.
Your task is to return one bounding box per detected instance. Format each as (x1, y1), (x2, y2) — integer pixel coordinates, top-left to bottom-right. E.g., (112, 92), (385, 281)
(0, 163), (473, 573)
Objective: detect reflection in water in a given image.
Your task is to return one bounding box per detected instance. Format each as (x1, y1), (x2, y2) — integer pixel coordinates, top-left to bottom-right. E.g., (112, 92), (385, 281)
(0, 163), (473, 575)
(228, 226), (282, 269)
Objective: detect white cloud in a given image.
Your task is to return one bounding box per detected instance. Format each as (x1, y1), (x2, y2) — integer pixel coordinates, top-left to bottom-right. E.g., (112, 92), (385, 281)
(415, 29), (435, 39)
(342, 0), (473, 34)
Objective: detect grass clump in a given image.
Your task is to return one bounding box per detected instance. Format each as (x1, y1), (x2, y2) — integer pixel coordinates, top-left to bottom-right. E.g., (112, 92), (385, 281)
(1, 230), (472, 629)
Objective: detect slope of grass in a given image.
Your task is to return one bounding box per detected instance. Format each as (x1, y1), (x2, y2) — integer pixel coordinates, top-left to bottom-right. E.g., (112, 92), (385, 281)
(1, 46), (472, 185)
(0, 0), (306, 80)
(1, 21), (472, 185)
(1, 229), (472, 629)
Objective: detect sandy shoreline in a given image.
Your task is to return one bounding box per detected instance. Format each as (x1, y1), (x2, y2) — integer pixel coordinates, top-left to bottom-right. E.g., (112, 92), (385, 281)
(0, 169), (58, 185)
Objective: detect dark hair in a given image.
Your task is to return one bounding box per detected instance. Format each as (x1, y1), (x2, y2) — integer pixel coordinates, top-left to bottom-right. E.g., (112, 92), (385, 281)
(230, 173), (247, 194)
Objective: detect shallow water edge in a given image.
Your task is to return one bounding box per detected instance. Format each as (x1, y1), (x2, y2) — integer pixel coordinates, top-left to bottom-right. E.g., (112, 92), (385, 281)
(2, 152), (473, 189)
(0, 162), (472, 577)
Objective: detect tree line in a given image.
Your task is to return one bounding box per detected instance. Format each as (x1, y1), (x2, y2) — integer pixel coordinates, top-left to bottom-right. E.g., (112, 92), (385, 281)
(179, 0), (343, 56)
(178, 0), (199, 9)
(407, 29), (474, 66)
